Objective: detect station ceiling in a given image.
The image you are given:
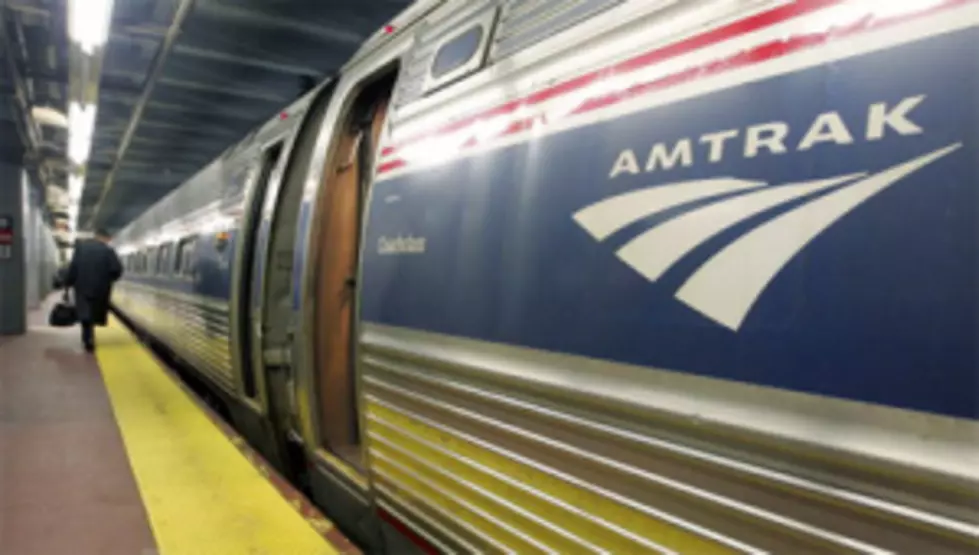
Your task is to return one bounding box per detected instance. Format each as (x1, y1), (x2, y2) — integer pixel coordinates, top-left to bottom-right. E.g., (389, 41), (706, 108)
(1, 0), (414, 233)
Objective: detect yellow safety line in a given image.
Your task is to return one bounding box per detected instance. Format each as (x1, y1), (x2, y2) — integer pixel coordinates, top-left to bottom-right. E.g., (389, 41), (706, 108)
(96, 316), (339, 555)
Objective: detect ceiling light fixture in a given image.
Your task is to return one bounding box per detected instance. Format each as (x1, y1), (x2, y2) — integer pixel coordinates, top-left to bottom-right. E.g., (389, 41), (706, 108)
(67, 174), (85, 203)
(68, 0), (116, 55)
(31, 106), (69, 128)
(67, 101), (97, 166)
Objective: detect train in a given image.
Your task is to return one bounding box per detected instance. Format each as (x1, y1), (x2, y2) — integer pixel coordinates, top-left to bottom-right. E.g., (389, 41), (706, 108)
(110, 0), (979, 552)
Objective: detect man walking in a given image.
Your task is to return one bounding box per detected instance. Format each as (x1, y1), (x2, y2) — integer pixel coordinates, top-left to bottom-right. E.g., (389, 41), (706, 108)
(63, 228), (123, 352)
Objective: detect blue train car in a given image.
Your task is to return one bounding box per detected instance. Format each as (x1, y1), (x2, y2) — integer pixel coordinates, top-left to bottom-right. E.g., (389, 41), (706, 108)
(113, 0), (979, 552)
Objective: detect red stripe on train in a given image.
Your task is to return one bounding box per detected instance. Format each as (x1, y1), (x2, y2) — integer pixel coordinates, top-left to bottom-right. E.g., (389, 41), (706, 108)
(377, 0), (969, 175)
(380, 0), (847, 158)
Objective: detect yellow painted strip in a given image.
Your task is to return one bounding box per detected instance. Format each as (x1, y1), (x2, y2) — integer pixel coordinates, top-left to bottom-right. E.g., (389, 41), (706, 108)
(96, 317), (339, 555)
(368, 417), (647, 553)
(373, 453), (548, 554)
(367, 401), (738, 554)
(371, 434), (601, 553)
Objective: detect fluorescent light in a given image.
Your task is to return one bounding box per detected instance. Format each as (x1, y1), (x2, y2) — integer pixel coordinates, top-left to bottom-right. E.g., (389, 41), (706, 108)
(67, 174), (85, 202)
(67, 204), (80, 234)
(68, 102), (97, 165)
(68, 0), (116, 55)
(67, 101), (96, 239)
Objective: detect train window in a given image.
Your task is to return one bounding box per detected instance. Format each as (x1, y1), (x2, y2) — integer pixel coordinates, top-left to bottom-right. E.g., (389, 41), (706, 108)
(174, 237), (197, 277)
(431, 26), (484, 79)
(162, 243), (175, 275)
(173, 243), (183, 274)
(155, 243), (173, 275)
(147, 247), (159, 274)
(184, 242), (197, 277)
(421, 6), (497, 95)
(155, 247), (163, 275)
(394, 1), (498, 107)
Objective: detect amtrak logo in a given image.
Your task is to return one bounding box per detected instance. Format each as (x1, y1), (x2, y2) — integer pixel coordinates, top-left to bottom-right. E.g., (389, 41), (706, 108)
(573, 143), (962, 331)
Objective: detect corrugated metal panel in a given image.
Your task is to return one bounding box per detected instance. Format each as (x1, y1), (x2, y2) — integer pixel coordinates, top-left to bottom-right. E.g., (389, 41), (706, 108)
(491, 0), (625, 61)
(114, 282), (235, 392)
(394, 37), (439, 109)
(360, 324), (979, 554)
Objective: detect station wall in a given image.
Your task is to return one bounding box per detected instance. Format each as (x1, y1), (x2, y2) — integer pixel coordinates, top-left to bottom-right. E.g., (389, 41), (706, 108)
(0, 163), (61, 335)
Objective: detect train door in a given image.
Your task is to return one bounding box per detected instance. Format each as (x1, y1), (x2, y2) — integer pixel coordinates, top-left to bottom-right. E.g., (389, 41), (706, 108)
(235, 143), (283, 402)
(255, 83), (336, 475)
(313, 71), (396, 469)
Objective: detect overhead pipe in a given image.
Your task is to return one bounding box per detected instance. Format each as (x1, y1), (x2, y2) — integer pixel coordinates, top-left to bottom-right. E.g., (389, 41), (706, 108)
(86, 0), (196, 230)
(0, 7), (44, 164)
(172, 44), (323, 77)
(1, 5), (56, 227)
(5, 0), (51, 18)
(192, 2), (362, 45)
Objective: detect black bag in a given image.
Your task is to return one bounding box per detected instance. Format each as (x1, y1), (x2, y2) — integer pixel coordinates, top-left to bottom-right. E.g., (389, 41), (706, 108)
(48, 289), (78, 327)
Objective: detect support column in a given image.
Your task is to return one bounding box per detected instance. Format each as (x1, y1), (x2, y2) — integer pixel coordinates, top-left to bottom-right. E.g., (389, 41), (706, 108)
(0, 162), (27, 335)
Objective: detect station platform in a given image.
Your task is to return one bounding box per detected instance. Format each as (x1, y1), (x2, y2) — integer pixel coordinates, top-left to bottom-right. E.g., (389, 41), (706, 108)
(0, 300), (359, 555)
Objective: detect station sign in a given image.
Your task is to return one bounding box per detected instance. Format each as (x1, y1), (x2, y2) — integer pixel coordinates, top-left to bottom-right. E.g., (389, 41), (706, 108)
(0, 215), (13, 260)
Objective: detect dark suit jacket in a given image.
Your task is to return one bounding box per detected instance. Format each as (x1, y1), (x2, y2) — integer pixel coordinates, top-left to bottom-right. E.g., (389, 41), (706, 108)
(64, 239), (123, 326)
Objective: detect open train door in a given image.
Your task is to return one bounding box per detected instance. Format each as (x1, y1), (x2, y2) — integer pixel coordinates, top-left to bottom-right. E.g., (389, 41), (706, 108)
(312, 76), (393, 469)
(247, 83), (338, 479)
(231, 141), (284, 409)
(287, 68), (400, 551)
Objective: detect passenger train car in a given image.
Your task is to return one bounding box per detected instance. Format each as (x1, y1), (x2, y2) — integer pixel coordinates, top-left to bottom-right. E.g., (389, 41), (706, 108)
(111, 0), (979, 552)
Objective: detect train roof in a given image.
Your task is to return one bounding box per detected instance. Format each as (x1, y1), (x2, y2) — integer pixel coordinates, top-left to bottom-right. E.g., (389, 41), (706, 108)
(112, 82), (326, 247)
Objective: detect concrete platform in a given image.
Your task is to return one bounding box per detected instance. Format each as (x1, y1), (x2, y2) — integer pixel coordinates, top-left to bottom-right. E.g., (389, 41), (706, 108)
(0, 300), (358, 555)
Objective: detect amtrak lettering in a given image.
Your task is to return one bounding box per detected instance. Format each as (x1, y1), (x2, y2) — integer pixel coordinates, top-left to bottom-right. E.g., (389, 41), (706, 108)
(378, 235), (427, 255)
(609, 95), (925, 178)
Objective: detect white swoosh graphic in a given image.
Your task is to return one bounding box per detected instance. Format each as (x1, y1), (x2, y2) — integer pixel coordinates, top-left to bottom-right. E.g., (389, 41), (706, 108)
(617, 173), (866, 282)
(676, 143), (962, 331)
(573, 178), (765, 240)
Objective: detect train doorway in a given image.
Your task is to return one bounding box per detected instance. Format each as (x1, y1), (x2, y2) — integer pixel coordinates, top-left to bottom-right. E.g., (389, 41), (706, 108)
(237, 142), (283, 400)
(255, 83), (336, 473)
(313, 70), (396, 469)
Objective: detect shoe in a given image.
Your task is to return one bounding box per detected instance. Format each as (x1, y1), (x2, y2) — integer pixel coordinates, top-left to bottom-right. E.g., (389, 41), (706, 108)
(84, 342), (95, 353)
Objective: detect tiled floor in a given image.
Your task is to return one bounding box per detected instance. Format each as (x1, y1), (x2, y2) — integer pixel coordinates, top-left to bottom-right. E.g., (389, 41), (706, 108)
(0, 305), (157, 555)
(1, 300), (353, 555)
